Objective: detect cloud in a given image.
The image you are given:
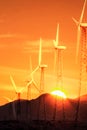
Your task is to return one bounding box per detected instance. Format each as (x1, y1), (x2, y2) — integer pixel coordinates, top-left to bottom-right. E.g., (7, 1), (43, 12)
(22, 39), (55, 54)
(0, 34), (17, 38)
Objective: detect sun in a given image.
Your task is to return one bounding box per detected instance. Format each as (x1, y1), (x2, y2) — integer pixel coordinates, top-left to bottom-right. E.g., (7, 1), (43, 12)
(51, 90), (67, 99)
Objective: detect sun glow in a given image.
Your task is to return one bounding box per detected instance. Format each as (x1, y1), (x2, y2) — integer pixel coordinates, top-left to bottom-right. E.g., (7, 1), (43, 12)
(51, 90), (67, 99)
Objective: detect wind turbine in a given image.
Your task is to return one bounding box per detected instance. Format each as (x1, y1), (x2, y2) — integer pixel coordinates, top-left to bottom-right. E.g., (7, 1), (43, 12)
(31, 38), (47, 120)
(31, 38), (47, 94)
(10, 75), (33, 120)
(26, 57), (40, 100)
(53, 24), (66, 88)
(24, 57), (41, 121)
(53, 24), (66, 121)
(72, 0), (87, 62)
(72, 0), (87, 125)
(53, 24), (66, 75)
(10, 75), (27, 100)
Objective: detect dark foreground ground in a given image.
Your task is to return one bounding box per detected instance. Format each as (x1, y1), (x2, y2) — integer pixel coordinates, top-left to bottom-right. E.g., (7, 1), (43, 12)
(0, 120), (87, 130)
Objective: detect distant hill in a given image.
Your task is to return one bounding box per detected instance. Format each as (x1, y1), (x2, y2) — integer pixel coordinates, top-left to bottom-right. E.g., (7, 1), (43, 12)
(0, 93), (87, 123)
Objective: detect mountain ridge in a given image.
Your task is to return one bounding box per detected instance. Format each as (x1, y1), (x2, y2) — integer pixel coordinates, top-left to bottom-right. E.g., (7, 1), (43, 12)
(0, 93), (87, 122)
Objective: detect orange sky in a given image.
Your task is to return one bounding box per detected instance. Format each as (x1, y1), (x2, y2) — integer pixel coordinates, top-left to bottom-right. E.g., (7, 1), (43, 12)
(0, 0), (87, 105)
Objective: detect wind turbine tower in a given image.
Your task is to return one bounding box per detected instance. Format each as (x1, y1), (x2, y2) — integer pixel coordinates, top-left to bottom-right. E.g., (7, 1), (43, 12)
(53, 24), (66, 121)
(39, 38), (47, 94)
(53, 24), (66, 90)
(31, 38), (47, 120)
(72, 0), (87, 124)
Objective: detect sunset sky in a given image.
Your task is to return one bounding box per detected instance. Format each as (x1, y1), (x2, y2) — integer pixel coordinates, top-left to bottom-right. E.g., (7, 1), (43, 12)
(0, 0), (87, 105)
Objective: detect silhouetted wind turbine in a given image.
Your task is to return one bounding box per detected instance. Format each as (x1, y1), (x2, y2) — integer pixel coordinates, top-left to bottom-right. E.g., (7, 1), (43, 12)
(72, 0), (87, 125)
(25, 56), (40, 100)
(10, 75), (26, 100)
(31, 38), (47, 94)
(25, 57), (41, 120)
(10, 74), (34, 120)
(10, 74), (35, 100)
(72, 0), (87, 62)
(53, 24), (66, 86)
(53, 24), (66, 121)
(31, 38), (47, 120)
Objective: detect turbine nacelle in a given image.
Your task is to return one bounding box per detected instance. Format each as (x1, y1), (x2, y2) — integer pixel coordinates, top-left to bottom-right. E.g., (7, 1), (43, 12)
(16, 92), (21, 95)
(72, 17), (87, 28)
(80, 23), (87, 28)
(55, 45), (66, 50)
(39, 64), (48, 68)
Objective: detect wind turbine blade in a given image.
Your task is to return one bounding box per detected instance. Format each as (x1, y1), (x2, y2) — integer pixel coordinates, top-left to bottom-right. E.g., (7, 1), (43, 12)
(76, 26), (81, 63)
(13, 95), (17, 101)
(79, 0), (87, 23)
(56, 24), (59, 46)
(3, 96), (17, 119)
(32, 80), (40, 93)
(20, 80), (32, 93)
(4, 95), (17, 102)
(53, 40), (56, 47)
(30, 66), (39, 76)
(19, 87), (26, 93)
(39, 37), (42, 66)
(72, 17), (78, 26)
(3, 96), (12, 102)
(25, 80), (32, 88)
(10, 75), (17, 93)
(12, 101), (17, 119)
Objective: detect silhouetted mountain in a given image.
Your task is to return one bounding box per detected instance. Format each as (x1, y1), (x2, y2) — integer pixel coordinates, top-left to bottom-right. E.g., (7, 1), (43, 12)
(75, 94), (87, 101)
(0, 93), (87, 123)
